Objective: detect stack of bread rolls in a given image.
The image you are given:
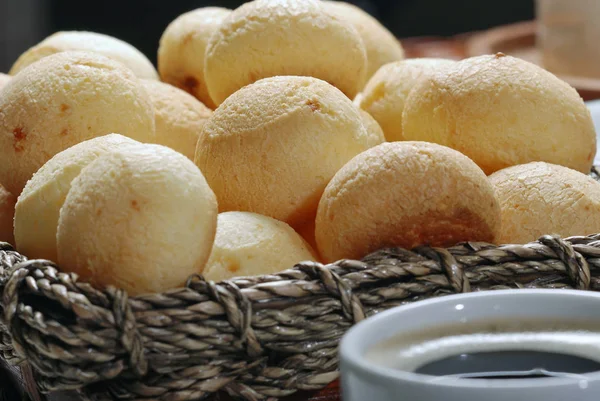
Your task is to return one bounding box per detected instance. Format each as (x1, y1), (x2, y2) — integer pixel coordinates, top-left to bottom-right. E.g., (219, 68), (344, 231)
(0, 0), (597, 295)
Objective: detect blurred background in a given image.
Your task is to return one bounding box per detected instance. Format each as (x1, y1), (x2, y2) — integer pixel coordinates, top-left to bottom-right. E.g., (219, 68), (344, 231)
(1, 0), (534, 72)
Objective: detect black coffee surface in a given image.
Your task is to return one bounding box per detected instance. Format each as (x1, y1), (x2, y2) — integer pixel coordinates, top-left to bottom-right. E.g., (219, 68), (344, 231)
(365, 318), (600, 375)
(415, 350), (600, 378)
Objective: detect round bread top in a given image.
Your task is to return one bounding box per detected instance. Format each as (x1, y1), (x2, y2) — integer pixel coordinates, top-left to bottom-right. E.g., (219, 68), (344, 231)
(203, 211), (317, 281)
(489, 162), (600, 244)
(10, 31), (158, 80)
(402, 54), (596, 174)
(195, 75), (371, 230)
(0, 51), (156, 195)
(204, 0), (367, 105)
(141, 80), (212, 160)
(322, 0), (404, 80)
(158, 7), (231, 109)
(316, 141), (501, 262)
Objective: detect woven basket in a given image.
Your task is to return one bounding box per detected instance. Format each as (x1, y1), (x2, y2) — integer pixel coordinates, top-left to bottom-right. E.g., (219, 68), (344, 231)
(2, 166), (600, 401)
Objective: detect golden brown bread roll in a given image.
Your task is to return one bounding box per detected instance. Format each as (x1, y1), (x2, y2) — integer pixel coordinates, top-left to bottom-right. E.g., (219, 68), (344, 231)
(9, 31), (158, 80)
(14, 134), (140, 262)
(57, 144), (218, 295)
(490, 162), (600, 244)
(194, 76), (372, 233)
(316, 141), (501, 262)
(402, 54), (596, 175)
(158, 7), (231, 109)
(203, 211), (318, 281)
(0, 51), (155, 196)
(359, 58), (456, 142)
(204, 0), (367, 105)
(141, 80), (212, 160)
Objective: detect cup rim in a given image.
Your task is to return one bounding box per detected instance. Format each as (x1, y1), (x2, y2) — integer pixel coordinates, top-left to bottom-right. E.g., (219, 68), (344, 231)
(340, 289), (600, 390)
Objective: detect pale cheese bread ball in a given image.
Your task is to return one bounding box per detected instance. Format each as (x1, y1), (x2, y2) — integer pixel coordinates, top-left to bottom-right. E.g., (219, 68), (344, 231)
(489, 162), (600, 244)
(14, 134), (140, 262)
(316, 141), (501, 262)
(57, 144), (218, 295)
(158, 7), (231, 109)
(10, 31), (158, 80)
(358, 109), (386, 147)
(321, 1), (405, 81)
(203, 212), (317, 281)
(0, 185), (16, 246)
(204, 0), (367, 106)
(194, 76), (372, 233)
(0, 73), (10, 90)
(402, 53), (596, 175)
(142, 80), (212, 160)
(359, 58), (456, 142)
(0, 51), (155, 195)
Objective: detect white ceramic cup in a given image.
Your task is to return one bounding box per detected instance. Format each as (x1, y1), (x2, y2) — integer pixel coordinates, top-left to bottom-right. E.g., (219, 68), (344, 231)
(339, 289), (600, 401)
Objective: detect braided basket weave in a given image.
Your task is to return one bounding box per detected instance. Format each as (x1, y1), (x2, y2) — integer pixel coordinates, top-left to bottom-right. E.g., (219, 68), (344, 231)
(2, 166), (600, 401)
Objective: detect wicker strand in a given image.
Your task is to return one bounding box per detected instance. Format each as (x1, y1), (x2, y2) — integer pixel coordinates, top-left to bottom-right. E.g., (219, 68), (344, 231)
(0, 234), (599, 400)
(105, 287), (148, 377)
(414, 247), (471, 293)
(538, 235), (591, 289)
(205, 279), (263, 358)
(296, 262), (366, 323)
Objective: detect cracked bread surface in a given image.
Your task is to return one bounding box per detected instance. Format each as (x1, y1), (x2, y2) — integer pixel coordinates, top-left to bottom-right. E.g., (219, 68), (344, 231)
(57, 144), (217, 295)
(359, 58), (456, 142)
(203, 211), (317, 282)
(14, 134), (140, 262)
(0, 51), (155, 195)
(402, 54), (596, 175)
(194, 76), (372, 232)
(142, 80), (212, 160)
(158, 7), (231, 109)
(10, 31), (158, 80)
(490, 162), (600, 244)
(204, 0), (367, 105)
(316, 141), (501, 262)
